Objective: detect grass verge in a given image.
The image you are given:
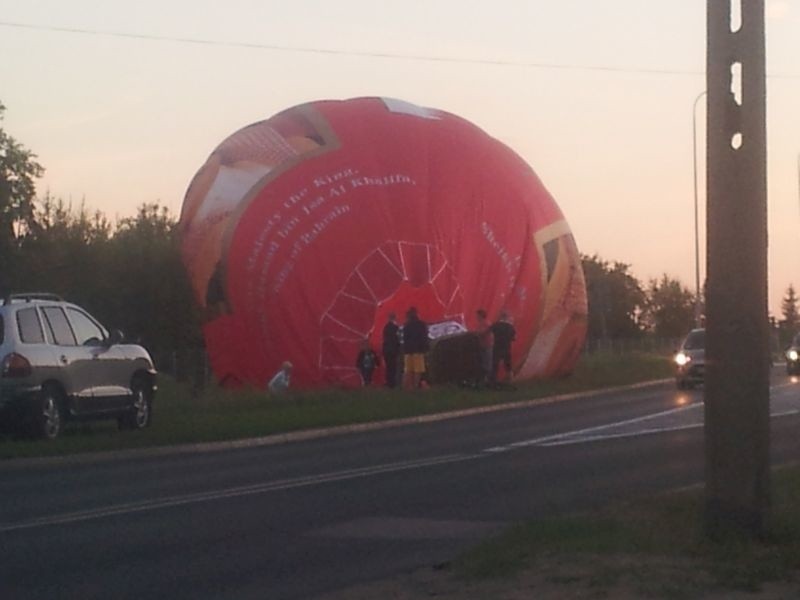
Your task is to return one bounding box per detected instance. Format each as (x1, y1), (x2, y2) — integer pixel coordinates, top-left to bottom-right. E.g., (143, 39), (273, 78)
(455, 465), (800, 598)
(0, 351), (672, 460)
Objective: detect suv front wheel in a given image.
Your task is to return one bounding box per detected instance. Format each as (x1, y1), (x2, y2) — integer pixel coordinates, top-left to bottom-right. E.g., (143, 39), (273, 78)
(36, 385), (65, 440)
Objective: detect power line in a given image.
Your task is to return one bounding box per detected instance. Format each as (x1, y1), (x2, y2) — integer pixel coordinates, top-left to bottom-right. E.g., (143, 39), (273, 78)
(0, 19), (706, 77)
(4, 20), (799, 80)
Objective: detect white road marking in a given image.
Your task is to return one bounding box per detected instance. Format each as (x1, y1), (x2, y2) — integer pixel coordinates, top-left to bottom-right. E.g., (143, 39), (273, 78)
(494, 381), (800, 451)
(506, 403), (701, 449)
(0, 453), (481, 534)
(540, 424), (704, 447)
(540, 407), (800, 447)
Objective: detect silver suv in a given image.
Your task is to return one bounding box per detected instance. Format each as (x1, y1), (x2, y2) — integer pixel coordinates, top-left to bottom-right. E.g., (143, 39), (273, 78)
(0, 293), (157, 439)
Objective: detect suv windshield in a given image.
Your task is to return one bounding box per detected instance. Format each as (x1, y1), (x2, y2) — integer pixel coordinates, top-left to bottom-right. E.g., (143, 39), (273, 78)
(683, 330), (705, 350)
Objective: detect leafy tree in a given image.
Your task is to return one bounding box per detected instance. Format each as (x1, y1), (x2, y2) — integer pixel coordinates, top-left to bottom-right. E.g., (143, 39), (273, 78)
(102, 203), (201, 368)
(15, 194), (111, 301)
(779, 284), (799, 345)
(15, 196), (201, 378)
(780, 284), (798, 329)
(0, 109), (202, 378)
(581, 254), (645, 339)
(0, 101), (44, 286)
(643, 275), (695, 338)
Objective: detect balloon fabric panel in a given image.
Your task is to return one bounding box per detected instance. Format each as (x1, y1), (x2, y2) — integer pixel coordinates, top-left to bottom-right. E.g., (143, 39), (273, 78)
(179, 97), (587, 388)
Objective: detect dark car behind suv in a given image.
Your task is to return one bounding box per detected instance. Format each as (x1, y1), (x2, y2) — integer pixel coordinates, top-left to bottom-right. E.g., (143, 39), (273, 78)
(0, 293), (157, 439)
(675, 328), (705, 389)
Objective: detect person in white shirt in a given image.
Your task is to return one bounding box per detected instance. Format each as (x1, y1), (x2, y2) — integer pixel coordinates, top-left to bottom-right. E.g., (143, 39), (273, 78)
(268, 361), (293, 394)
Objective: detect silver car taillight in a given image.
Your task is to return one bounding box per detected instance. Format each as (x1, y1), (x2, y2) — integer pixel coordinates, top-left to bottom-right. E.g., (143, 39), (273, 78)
(1, 353), (33, 378)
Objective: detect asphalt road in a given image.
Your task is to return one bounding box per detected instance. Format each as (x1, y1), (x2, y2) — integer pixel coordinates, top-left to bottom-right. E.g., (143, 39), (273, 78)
(1, 372), (799, 599)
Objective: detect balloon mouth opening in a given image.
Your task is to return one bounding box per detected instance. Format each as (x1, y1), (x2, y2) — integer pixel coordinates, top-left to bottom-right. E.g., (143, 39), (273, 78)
(370, 280), (463, 348)
(349, 280), (460, 387)
(316, 242), (466, 387)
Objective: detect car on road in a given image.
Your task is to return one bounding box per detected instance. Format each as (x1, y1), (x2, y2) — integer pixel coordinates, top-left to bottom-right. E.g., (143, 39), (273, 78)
(786, 333), (800, 375)
(675, 328), (705, 389)
(0, 293), (157, 439)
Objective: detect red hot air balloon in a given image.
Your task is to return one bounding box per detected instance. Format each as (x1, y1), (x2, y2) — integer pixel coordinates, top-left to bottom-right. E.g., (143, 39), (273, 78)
(179, 97), (587, 389)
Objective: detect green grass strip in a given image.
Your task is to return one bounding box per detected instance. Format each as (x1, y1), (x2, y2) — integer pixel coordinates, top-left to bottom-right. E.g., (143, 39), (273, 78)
(0, 351), (672, 460)
(455, 466), (800, 597)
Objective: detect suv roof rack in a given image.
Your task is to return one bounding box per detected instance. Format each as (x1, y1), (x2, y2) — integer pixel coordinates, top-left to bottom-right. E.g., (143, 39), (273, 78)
(3, 293), (65, 306)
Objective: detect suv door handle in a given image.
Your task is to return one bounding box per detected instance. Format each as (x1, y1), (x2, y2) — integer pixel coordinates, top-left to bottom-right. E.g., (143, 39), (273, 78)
(60, 355), (68, 365)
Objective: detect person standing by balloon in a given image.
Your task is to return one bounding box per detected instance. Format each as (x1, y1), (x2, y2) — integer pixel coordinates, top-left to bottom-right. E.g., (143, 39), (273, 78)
(356, 341), (380, 386)
(382, 312), (400, 388)
(402, 307), (429, 390)
(490, 310), (516, 385)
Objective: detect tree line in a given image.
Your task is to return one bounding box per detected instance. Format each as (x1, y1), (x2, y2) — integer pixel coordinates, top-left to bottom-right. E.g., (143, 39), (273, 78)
(3, 193), (202, 372)
(2, 101), (798, 379)
(0, 101), (202, 377)
(582, 255), (800, 348)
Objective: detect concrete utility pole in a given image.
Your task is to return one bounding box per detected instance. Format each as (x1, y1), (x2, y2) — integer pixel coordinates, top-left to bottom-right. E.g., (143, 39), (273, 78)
(705, 0), (770, 537)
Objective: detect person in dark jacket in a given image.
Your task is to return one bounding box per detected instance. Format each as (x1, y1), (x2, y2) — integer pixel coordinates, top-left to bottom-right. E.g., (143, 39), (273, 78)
(356, 341), (380, 386)
(381, 312), (400, 388)
(490, 310), (516, 384)
(402, 307), (429, 390)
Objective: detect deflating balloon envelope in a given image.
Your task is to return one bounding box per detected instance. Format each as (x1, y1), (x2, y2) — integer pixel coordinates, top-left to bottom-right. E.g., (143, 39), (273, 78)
(179, 97), (587, 388)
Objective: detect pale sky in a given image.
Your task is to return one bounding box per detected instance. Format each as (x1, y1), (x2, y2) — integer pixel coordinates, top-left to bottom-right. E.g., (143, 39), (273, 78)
(1, 0), (798, 317)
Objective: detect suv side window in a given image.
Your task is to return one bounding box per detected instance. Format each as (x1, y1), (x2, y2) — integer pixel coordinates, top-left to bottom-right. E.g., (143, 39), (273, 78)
(17, 308), (46, 344)
(67, 308), (105, 346)
(42, 306), (78, 346)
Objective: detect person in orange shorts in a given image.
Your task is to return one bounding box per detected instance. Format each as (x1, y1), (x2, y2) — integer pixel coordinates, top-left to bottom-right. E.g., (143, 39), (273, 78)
(401, 307), (429, 390)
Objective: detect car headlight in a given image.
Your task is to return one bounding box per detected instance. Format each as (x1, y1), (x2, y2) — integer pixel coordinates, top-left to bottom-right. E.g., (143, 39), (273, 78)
(787, 349), (799, 362)
(675, 352), (691, 366)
